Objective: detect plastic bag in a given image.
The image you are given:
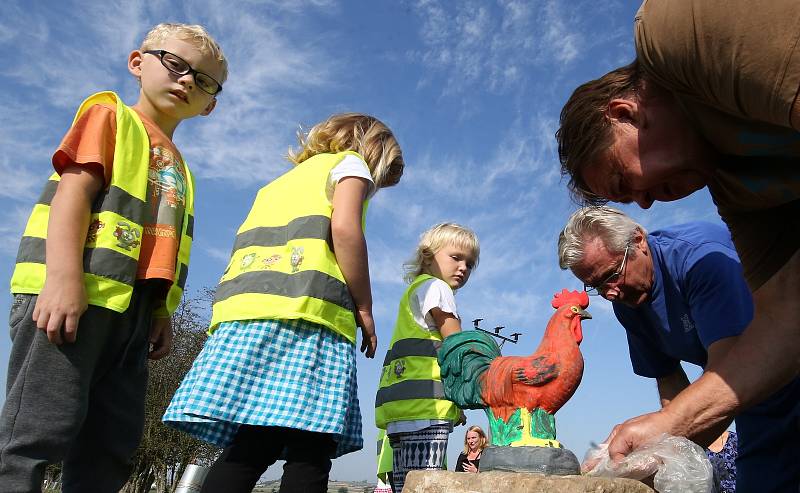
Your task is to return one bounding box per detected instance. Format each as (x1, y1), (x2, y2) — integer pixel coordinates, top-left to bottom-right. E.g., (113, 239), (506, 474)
(583, 434), (715, 493)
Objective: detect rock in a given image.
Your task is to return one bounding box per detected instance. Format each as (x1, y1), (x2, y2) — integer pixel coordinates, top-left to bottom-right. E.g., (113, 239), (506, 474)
(480, 445), (581, 475)
(402, 470), (655, 493)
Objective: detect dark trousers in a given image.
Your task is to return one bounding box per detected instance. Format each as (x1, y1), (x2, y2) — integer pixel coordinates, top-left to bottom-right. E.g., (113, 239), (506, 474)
(0, 285), (156, 493)
(202, 425), (336, 493)
(734, 377), (800, 492)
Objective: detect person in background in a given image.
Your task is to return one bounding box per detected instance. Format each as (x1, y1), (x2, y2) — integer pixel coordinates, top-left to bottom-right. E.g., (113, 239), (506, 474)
(455, 425), (487, 473)
(706, 430), (737, 493)
(376, 429), (394, 489)
(375, 222), (480, 493)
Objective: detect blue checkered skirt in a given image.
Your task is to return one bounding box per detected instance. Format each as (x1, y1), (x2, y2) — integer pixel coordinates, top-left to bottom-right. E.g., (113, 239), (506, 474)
(162, 318), (363, 457)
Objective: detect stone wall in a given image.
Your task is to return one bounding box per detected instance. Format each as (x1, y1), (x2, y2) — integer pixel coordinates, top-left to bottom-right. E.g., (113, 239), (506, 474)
(402, 470), (654, 493)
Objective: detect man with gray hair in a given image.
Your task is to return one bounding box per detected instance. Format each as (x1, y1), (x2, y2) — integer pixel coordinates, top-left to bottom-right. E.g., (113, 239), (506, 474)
(558, 207), (800, 491)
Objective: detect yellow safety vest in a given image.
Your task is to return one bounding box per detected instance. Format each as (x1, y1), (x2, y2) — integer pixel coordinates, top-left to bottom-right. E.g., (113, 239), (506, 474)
(209, 151), (369, 343)
(376, 429), (393, 483)
(10, 91), (194, 317)
(375, 274), (461, 428)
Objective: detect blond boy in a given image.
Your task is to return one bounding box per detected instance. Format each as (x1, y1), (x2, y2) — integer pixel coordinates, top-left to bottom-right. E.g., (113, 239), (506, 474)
(0, 23), (227, 492)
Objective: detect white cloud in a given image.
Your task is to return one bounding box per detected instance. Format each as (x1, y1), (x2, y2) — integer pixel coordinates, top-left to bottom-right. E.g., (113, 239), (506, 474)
(409, 0), (584, 96)
(201, 244), (232, 264)
(0, 207), (34, 256)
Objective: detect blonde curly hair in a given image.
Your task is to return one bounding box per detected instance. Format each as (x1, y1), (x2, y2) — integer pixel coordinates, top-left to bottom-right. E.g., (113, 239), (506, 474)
(403, 223), (480, 284)
(288, 113), (404, 189)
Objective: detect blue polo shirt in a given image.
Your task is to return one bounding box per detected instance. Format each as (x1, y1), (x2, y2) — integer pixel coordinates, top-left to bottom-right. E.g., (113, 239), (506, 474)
(612, 222), (800, 493)
(612, 222), (753, 377)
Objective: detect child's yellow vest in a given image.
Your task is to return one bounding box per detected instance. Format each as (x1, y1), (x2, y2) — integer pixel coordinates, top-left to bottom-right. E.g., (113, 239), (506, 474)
(375, 274), (461, 428)
(209, 151), (369, 343)
(10, 91), (195, 317)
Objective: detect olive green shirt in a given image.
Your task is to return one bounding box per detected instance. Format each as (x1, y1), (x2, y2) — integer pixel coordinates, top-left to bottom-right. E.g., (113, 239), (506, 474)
(635, 0), (800, 290)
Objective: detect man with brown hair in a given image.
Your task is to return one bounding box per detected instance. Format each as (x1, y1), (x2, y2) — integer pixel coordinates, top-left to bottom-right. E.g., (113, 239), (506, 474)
(556, 1), (800, 491)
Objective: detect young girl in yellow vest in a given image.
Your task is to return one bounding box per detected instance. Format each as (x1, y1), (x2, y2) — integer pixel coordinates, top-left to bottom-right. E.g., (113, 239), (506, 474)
(375, 222), (480, 492)
(163, 114), (404, 493)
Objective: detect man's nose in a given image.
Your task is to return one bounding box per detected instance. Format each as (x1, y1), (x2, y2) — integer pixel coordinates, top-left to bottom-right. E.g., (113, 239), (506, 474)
(601, 284), (621, 301)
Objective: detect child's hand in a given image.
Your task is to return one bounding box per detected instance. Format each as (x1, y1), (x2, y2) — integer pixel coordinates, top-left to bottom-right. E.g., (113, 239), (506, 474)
(456, 410), (467, 426)
(32, 274), (88, 344)
(356, 308), (377, 358)
(32, 166), (103, 345)
(149, 316), (173, 360)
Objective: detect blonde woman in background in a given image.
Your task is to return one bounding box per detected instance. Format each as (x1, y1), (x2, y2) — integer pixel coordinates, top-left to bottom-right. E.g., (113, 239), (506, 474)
(456, 426), (487, 473)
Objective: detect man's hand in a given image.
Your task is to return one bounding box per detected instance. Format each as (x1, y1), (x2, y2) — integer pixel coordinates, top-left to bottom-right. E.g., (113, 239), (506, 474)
(356, 308), (377, 358)
(456, 410), (467, 426)
(606, 409), (679, 463)
(149, 316), (173, 360)
(32, 274), (88, 344)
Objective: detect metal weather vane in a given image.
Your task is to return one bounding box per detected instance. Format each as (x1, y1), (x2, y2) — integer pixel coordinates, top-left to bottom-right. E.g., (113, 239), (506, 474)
(472, 318), (521, 348)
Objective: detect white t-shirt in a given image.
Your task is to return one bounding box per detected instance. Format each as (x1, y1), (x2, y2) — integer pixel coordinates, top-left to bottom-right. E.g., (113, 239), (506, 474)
(326, 154), (376, 202)
(386, 277), (459, 436)
(410, 278), (459, 331)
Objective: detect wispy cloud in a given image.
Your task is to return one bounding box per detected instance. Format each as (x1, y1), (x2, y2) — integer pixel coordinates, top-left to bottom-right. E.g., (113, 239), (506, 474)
(0, 206), (34, 256)
(408, 0), (584, 96)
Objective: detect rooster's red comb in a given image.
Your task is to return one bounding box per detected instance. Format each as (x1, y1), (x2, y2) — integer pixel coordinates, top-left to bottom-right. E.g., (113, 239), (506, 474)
(551, 289), (589, 310)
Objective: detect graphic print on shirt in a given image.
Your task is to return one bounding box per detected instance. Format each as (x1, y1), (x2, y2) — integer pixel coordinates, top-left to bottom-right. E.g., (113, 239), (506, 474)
(137, 142), (187, 281)
(680, 313), (695, 333)
(147, 146), (187, 228)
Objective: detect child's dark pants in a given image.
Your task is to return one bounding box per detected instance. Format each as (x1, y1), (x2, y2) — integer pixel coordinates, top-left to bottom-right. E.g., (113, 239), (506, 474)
(0, 283), (157, 493)
(201, 425), (336, 493)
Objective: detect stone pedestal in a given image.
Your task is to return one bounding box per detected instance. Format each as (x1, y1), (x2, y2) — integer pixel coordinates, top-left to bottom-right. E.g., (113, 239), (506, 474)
(480, 445), (581, 475)
(402, 470), (654, 493)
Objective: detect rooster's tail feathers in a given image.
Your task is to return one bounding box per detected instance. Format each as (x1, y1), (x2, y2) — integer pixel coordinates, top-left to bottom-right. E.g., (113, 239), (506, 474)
(437, 330), (501, 409)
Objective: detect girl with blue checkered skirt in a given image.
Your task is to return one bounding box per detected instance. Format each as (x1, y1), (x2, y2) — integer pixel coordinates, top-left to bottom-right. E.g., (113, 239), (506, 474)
(163, 113), (405, 493)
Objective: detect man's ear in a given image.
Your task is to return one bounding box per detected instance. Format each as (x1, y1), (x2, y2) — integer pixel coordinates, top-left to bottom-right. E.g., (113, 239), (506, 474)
(607, 98), (642, 126)
(128, 50), (143, 79)
(633, 227), (648, 254)
(201, 97), (217, 116)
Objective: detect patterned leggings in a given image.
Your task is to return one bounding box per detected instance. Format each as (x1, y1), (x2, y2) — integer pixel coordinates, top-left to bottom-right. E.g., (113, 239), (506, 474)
(388, 424), (450, 492)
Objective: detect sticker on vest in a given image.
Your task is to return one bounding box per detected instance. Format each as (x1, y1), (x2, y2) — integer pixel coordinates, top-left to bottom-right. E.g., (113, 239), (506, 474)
(87, 219), (105, 244)
(240, 253), (257, 271)
(290, 247), (304, 272)
(263, 254), (282, 269)
(393, 360), (406, 378)
(114, 222), (141, 251)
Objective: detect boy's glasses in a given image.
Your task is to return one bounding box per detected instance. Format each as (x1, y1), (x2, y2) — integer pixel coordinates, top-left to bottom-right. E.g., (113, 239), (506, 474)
(143, 50), (222, 95)
(584, 244), (630, 296)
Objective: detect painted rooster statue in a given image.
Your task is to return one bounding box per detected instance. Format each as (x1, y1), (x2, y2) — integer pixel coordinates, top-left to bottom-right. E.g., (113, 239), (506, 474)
(438, 289), (591, 448)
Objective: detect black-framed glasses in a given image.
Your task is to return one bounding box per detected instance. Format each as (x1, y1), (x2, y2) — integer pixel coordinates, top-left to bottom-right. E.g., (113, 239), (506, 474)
(584, 244), (630, 296)
(143, 50), (222, 95)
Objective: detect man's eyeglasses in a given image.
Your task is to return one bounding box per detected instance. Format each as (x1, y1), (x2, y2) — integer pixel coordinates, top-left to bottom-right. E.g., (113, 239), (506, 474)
(143, 50), (222, 95)
(584, 244), (630, 296)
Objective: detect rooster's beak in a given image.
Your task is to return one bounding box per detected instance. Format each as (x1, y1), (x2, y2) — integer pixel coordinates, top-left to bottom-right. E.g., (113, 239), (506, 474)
(578, 309), (592, 320)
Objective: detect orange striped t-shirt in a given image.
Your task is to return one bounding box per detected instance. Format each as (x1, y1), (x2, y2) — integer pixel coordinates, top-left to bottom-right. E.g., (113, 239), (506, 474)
(53, 103), (187, 285)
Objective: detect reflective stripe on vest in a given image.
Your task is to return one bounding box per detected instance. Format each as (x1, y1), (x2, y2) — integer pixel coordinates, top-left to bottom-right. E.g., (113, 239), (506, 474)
(209, 151), (369, 342)
(9, 91), (194, 315)
(375, 274), (461, 428)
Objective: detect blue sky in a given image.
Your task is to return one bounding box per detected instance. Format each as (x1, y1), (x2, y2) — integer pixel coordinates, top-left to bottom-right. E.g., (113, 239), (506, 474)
(0, 0), (725, 484)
